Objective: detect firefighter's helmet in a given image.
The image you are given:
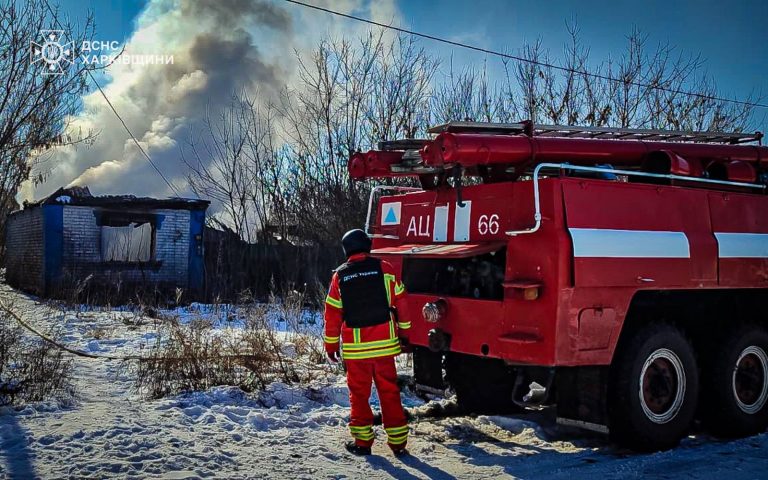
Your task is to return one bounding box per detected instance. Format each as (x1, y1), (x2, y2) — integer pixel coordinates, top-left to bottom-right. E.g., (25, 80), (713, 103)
(342, 229), (371, 257)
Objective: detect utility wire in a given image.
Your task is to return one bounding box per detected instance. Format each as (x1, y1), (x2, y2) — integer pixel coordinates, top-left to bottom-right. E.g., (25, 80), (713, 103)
(89, 80), (182, 197)
(0, 298), (140, 360)
(281, 0), (768, 110)
(42, 2), (182, 197)
(0, 298), (318, 365)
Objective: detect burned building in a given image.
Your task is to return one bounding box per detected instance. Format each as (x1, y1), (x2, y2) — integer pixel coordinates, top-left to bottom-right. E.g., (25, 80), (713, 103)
(5, 186), (209, 299)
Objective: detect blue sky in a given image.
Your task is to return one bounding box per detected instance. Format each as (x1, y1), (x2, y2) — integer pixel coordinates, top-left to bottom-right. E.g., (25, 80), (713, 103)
(56, 0), (145, 43)
(57, 0), (767, 106)
(55, 0), (768, 114)
(400, 0), (767, 101)
(25, 0), (767, 200)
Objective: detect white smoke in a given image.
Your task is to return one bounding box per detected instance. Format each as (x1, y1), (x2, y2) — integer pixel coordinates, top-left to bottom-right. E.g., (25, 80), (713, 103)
(21, 0), (400, 201)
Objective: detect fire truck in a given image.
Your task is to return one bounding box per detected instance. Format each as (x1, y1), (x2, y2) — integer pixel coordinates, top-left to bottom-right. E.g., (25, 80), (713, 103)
(349, 121), (768, 451)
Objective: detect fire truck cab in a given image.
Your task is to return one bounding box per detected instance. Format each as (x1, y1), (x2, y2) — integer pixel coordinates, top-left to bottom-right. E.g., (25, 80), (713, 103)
(351, 121), (768, 451)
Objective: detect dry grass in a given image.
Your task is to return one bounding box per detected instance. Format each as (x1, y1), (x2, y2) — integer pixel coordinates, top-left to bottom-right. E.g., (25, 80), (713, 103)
(87, 325), (114, 340)
(0, 307), (74, 406)
(133, 288), (328, 399)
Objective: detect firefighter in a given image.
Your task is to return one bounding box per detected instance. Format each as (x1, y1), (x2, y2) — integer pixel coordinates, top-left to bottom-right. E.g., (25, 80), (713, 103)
(324, 229), (411, 456)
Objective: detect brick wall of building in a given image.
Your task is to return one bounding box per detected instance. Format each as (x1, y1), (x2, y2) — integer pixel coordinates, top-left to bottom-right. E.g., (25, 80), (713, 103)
(5, 208), (45, 293)
(60, 206), (191, 293)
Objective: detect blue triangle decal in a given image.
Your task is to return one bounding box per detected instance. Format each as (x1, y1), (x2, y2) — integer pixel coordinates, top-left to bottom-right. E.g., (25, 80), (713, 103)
(384, 207), (397, 223)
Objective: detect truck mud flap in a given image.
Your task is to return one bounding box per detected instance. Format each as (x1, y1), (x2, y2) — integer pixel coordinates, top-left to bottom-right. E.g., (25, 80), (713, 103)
(413, 347), (445, 392)
(556, 366), (610, 434)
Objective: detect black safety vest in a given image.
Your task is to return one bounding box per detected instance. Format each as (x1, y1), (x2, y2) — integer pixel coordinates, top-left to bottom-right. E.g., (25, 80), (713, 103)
(336, 256), (391, 328)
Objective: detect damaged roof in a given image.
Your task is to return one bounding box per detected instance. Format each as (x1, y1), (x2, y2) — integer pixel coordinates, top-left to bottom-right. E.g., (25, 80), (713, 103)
(24, 186), (209, 211)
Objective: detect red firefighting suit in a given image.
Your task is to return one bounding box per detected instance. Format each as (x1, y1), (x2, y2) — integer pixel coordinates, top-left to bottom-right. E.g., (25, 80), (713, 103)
(324, 253), (411, 450)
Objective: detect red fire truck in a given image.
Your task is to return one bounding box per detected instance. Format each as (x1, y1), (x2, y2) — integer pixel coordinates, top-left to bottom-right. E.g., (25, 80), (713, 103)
(349, 121), (768, 451)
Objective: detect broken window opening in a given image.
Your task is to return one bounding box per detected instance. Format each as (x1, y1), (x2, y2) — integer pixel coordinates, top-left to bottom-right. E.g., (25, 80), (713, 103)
(97, 209), (158, 264)
(101, 222), (154, 263)
(96, 210), (159, 264)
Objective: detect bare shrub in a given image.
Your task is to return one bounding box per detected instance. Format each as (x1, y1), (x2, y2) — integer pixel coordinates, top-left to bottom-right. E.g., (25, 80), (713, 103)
(0, 0), (96, 258)
(87, 326), (113, 340)
(266, 287), (324, 366)
(133, 294), (327, 399)
(0, 308), (73, 406)
(133, 317), (254, 399)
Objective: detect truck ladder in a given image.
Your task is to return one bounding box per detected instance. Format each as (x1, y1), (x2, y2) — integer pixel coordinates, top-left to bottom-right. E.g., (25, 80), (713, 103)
(428, 121), (763, 145)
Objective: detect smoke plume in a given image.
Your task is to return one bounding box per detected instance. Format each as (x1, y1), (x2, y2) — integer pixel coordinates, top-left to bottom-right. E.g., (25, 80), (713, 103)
(21, 0), (399, 201)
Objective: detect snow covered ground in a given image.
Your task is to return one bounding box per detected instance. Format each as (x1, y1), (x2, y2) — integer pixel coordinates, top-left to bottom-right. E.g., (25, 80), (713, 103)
(0, 283), (767, 479)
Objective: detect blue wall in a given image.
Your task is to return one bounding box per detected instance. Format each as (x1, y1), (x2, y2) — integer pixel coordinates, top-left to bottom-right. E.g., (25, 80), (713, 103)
(42, 205), (64, 294)
(188, 209), (206, 295)
(37, 204), (206, 298)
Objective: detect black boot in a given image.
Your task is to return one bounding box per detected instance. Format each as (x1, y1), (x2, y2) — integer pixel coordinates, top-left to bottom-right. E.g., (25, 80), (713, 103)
(391, 447), (409, 457)
(345, 441), (372, 456)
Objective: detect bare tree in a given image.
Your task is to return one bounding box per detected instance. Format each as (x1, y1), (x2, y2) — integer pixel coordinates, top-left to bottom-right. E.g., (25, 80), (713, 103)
(183, 93), (290, 297)
(183, 93), (279, 244)
(186, 25), (761, 299)
(0, 0), (95, 254)
(437, 22), (758, 132)
(277, 32), (437, 245)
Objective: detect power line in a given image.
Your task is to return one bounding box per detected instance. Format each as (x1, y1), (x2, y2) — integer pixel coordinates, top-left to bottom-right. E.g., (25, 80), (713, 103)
(281, 0), (768, 110)
(42, 1), (182, 197)
(0, 298), (140, 360)
(0, 298), (319, 366)
(89, 80), (182, 197)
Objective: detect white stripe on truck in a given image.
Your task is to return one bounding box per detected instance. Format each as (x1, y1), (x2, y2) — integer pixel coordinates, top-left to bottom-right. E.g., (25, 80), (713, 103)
(569, 228), (691, 258)
(714, 232), (768, 258)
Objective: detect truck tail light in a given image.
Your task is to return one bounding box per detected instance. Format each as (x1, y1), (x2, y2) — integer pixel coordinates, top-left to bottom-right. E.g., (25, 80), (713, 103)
(422, 298), (448, 323)
(504, 280), (543, 301)
(523, 287), (540, 301)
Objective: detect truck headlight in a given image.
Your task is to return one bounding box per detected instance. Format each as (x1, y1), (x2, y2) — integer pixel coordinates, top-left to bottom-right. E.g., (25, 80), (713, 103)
(422, 298), (448, 323)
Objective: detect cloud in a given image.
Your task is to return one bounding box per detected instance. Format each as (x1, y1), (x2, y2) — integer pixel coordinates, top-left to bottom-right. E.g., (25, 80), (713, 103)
(22, 0), (400, 201)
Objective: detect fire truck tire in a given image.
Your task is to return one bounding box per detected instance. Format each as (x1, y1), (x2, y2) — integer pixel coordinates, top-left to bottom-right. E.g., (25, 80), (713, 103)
(608, 324), (699, 451)
(701, 325), (768, 438)
(445, 353), (521, 414)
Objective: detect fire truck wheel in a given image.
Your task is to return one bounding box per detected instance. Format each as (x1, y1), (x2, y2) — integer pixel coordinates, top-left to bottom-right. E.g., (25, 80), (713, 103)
(608, 324), (699, 451)
(701, 325), (768, 438)
(445, 353), (521, 414)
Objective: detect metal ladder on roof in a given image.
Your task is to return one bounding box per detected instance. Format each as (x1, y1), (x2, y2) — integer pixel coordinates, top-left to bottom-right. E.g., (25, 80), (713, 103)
(428, 121), (763, 145)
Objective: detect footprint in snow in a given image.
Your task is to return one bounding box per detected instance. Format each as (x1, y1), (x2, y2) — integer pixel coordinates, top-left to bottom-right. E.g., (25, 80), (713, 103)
(37, 434), (59, 446)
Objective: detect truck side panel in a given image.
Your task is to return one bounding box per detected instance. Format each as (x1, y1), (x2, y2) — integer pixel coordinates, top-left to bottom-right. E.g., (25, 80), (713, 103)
(373, 178), (768, 368)
(558, 179), (719, 365)
(708, 191), (768, 286)
(562, 180), (717, 287)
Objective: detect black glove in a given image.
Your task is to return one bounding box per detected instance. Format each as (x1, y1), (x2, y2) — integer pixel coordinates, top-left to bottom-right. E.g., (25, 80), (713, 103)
(399, 336), (413, 353)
